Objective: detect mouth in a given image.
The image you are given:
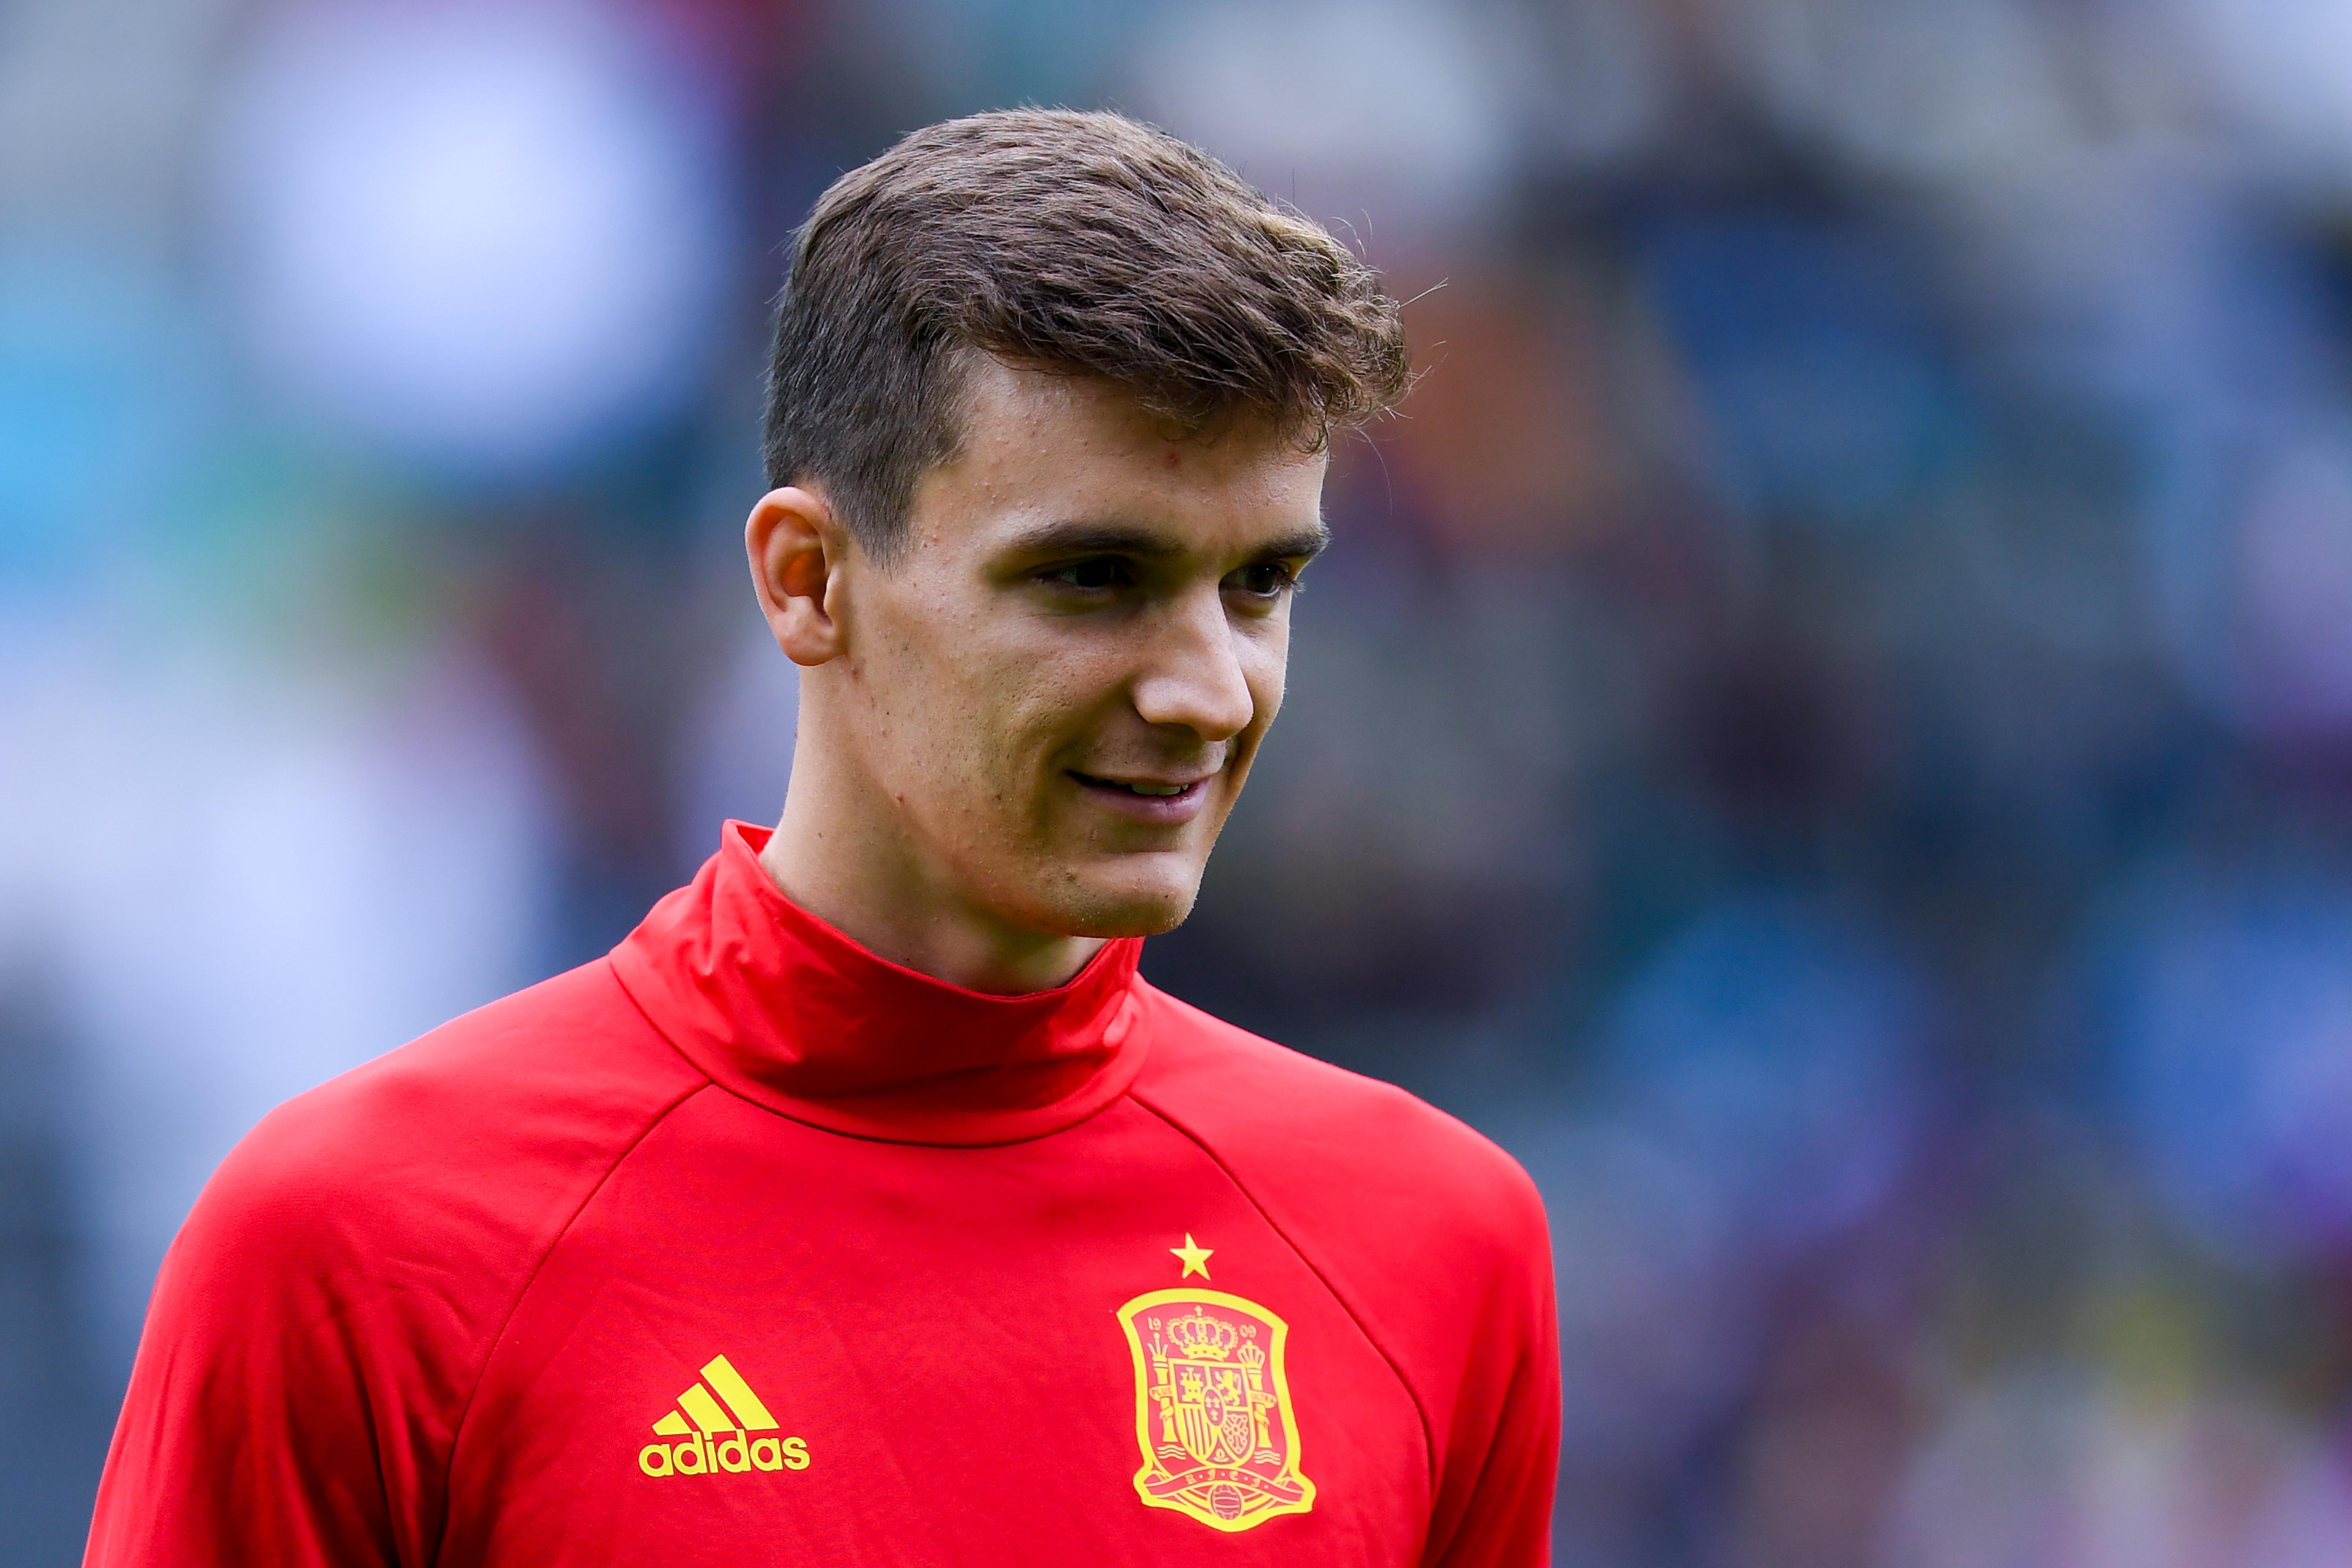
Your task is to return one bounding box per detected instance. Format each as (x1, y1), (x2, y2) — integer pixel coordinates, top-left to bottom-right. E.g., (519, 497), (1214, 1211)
(1067, 770), (1212, 824)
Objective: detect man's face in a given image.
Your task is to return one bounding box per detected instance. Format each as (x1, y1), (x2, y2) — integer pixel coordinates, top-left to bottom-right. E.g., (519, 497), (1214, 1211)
(830, 359), (1327, 939)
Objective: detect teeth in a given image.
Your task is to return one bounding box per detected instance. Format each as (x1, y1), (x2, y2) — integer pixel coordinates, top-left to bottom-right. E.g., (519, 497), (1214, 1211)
(1077, 772), (1194, 797)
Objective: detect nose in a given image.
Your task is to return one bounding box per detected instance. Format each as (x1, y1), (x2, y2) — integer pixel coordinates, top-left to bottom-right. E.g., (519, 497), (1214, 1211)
(1130, 588), (1257, 743)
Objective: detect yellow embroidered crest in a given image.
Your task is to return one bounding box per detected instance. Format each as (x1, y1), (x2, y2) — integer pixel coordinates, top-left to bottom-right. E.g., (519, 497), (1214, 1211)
(1114, 1288), (1315, 1531)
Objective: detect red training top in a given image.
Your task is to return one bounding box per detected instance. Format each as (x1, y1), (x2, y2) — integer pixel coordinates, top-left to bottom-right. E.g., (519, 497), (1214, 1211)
(87, 822), (1559, 1566)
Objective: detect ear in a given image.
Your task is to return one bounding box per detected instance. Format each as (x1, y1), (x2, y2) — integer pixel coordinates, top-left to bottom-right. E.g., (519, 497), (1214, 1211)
(746, 485), (852, 666)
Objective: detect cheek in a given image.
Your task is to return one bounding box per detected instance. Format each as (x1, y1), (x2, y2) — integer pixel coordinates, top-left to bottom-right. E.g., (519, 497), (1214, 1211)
(924, 653), (1074, 795)
(1241, 631), (1290, 731)
(862, 614), (1009, 781)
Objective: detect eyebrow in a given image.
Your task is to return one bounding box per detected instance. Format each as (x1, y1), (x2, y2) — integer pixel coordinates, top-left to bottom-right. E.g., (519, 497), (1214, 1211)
(1004, 517), (1331, 564)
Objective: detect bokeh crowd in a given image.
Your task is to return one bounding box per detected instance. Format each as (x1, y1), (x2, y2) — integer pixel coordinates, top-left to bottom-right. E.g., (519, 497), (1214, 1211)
(10, 0), (2352, 1563)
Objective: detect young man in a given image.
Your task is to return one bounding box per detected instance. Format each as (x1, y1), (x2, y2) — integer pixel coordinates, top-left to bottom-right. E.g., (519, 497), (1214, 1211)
(86, 111), (1558, 1566)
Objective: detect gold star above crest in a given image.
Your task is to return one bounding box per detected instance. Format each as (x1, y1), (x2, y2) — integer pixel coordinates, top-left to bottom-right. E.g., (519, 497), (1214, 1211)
(1171, 1233), (1213, 1280)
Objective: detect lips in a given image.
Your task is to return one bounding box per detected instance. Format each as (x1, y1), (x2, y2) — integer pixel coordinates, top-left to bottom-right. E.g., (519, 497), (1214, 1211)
(1072, 773), (1195, 797)
(1067, 770), (1212, 824)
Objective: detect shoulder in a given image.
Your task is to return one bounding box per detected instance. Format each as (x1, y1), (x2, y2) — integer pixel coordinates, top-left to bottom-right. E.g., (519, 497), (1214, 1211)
(1127, 983), (1547, 1277)
(1128, 983), (1556, 1483)
(101, 962), (714, 1558)
(175, 958), (709, 1321)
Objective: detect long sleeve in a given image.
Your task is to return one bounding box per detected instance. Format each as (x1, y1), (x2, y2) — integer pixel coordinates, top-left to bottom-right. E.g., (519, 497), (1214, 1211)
(85, 1124), (441, 1567)
(83, 961), (700, 1567)
(1421, 1219), (1560, 1568)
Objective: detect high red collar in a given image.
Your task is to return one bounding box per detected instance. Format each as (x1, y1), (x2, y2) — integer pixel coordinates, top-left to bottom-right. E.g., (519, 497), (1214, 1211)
(608, 822), (1151, 1145)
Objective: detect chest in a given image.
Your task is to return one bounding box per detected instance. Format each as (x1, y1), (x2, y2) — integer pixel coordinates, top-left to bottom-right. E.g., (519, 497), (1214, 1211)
(436, 1097), (1431, 1567)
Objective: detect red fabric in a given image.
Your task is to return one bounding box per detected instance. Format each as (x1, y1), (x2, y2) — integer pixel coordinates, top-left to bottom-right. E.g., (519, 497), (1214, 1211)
(606, 825), (1150, 1143)
(87, 822), (1558, 1567)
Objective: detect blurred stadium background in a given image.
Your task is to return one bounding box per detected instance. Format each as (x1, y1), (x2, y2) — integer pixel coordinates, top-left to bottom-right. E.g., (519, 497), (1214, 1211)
(10, 0), (2352, 1562)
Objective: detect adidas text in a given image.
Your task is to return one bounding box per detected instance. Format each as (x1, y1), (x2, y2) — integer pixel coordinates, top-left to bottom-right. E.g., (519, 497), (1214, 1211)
(638, 1432), (809, 1477)
(638, 1354), (808, 1478)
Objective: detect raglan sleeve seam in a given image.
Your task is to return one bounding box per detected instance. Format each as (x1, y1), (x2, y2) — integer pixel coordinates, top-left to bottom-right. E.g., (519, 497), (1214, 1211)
(431, 1077), (712, 1546)
(1125, 1086), (1442, 1498)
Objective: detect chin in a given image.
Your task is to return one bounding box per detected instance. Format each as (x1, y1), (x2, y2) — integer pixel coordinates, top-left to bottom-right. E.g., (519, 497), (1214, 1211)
(1025, 860), (1203, 940)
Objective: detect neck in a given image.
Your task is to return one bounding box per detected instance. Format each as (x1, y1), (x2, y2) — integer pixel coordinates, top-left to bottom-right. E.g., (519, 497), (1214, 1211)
(756, 738), (1106, 996)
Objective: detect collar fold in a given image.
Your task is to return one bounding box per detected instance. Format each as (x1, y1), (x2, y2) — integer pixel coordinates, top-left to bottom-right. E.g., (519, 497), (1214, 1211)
(608, 822), (1150, 1145)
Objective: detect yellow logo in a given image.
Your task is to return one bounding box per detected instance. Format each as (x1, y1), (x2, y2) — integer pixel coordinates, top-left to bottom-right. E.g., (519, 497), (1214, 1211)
(1116, 1285), (1315, 1531)
(636, 1355), (809, 1478)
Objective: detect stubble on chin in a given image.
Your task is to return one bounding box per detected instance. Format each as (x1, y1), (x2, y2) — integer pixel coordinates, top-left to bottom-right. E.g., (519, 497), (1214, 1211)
(1017, 849), (1207, 940)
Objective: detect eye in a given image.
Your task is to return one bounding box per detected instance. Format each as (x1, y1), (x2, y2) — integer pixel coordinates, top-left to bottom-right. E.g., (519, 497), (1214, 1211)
(1225, 561), (1298, 599)
(1043, 558), (1128, 591)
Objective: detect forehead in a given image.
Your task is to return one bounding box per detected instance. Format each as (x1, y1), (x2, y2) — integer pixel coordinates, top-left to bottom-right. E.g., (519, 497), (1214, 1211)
(909, 358), (1327, 555)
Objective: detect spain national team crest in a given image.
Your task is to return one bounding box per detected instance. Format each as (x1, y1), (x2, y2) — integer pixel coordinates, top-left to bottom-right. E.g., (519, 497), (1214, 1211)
(1115, 1288), (1315, 1532)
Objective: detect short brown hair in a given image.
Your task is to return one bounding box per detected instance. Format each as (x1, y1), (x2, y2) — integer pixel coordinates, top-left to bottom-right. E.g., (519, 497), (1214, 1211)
(761, 109), (1410, 562)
